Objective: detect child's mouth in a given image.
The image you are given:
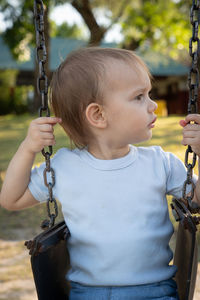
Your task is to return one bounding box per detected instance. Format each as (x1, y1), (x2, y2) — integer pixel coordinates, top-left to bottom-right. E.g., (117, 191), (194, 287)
(148, 116), (157, 128)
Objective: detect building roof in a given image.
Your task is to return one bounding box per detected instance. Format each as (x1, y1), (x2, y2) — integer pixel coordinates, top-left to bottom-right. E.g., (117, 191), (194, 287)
(136, 50), (189, 76)
(0, 36), (189, 76)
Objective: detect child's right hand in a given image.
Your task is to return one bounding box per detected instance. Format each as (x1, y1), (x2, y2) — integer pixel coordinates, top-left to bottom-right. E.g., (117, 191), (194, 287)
(22, 117), (62, 155)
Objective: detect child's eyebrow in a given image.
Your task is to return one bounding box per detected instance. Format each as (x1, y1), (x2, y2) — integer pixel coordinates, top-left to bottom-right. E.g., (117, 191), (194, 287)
(130, 85), (152, 97)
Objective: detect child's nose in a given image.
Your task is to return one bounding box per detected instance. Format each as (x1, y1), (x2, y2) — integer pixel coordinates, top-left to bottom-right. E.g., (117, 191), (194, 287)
(148, 99), (158, 112)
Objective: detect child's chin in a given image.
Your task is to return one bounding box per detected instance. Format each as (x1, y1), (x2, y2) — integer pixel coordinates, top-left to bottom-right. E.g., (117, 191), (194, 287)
(134, 137), (152, 145)
(131, 131), (153, 144)
(143, 132), (153, 142)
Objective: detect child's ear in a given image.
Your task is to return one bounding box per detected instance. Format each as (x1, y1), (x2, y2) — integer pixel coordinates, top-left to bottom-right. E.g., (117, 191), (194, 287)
(85, 103), (107, 128)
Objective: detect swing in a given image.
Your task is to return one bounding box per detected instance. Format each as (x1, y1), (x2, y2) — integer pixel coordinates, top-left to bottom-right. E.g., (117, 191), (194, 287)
(25, 1), (200, 299)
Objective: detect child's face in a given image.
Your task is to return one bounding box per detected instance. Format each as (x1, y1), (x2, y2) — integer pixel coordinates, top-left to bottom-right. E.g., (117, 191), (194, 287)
(102, 61), (158, 145)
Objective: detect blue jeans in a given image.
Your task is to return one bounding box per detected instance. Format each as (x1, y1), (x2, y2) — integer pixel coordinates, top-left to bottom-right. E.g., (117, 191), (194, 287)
(69, 278), (179, 300)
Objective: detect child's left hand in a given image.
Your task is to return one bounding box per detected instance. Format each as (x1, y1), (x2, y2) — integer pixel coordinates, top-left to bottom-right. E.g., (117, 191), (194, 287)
(180, 114), (200, 157)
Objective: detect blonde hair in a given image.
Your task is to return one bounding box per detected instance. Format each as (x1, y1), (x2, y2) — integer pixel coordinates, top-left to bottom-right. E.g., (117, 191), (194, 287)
(50, 47), (150, 149)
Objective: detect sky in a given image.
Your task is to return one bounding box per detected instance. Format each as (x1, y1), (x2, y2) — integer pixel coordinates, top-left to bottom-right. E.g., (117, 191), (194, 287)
(0, 2), (123, 43)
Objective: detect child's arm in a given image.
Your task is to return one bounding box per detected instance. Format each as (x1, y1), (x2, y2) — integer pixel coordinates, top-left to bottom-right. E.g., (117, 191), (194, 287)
(0, 117), (61, 211)
(180, 114), (200, 205)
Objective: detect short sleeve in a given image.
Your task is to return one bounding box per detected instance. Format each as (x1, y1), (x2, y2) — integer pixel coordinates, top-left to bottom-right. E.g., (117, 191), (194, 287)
(28, 162), (49, 203)
(162, 150), (197, 198)
(28, 148), (67, 202)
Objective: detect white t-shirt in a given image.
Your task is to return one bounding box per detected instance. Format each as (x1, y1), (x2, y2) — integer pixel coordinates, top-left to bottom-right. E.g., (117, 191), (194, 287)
(28, 145), (196, 286)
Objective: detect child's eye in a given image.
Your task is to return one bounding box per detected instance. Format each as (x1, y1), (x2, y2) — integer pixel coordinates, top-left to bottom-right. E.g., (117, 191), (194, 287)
(148, 91), (153, 98)
(135, 94), (143, 101)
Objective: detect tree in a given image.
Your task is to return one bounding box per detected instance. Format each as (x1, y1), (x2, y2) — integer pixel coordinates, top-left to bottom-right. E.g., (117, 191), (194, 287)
(65, 0), (191, 61)
(0, 0), (66, 111)
(50, 20), (85, 39)
(120, 0), (191, 60)
(70, 0), (130, 45)
(0, 0), (35, 60)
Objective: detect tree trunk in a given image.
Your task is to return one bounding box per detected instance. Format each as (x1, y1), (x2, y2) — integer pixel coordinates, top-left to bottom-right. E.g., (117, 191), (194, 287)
(121, 39), (140, 51)
(72, 0), (106, 46)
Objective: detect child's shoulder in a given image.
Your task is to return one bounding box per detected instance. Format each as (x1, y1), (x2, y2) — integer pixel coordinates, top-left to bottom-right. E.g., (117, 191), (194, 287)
(48, 147), (83, 170)
(136, 145), (179, 163)
(136, 145), (165, 156)
(53, 147), (80, 160)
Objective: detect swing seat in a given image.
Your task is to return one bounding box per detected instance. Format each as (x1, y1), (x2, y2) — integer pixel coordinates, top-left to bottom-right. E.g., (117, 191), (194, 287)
(26, 219), (198, 300)
(172, 198), (199, 300)
(173, 223), (198, 300)
(25, 221), (71, 300)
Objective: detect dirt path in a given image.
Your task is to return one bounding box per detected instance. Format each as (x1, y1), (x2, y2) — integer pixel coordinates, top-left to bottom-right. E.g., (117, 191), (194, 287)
(0, 239), (199, 300)
(196, 270), (200, 300)
(0, 240), (37, 300)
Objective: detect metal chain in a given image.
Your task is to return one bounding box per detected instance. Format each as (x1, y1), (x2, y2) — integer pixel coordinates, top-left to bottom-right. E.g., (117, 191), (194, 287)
(34, 0), (58, 228)
(182, 0), (200, 212)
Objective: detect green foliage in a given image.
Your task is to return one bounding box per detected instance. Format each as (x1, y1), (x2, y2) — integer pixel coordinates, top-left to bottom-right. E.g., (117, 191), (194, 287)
(0, 0), (70, 60)
(13, 86), (33, 114)
(50, 20), (85, 38)
(89, 0), (129, 20)
(0, 70), (17, 114)
(0, 0), (35, 60)
(0, 70), (31, 115)
(120, 0), (191, 60)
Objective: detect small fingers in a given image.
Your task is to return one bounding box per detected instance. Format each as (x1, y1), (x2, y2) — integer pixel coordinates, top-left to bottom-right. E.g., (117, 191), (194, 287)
(182, 123), (200, 131)
(185, 114), (200, 125)
(33, 117), (62, 125)
(40, 133), (56, 146)
(43, 139), (56, 146)
(39, 124), (54, 133)
(41, 132), (55, 139)
(183, 131), (194, 139)
(24, 118), (60, 154)
(181, 137), (196, 146)
(29, 117), (60, 136)
(182, 130), (200, 139)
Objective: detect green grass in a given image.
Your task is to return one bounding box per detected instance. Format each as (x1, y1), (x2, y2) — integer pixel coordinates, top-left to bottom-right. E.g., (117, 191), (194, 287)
(0, 114), (199, 242)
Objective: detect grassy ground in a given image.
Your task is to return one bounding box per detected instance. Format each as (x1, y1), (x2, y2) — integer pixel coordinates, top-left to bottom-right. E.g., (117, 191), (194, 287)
(0, 114), (200, 300)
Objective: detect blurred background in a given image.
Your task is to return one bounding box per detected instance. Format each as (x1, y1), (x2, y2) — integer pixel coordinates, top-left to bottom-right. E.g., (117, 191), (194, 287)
(0, 0), (195, 116)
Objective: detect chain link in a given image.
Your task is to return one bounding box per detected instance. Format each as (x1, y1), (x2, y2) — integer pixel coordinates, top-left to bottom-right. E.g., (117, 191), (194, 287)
(34, 0), (58, 227)
(182, 0), (200, 212)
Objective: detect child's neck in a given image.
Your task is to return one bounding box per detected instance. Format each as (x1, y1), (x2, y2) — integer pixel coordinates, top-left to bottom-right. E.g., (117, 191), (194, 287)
(87, 144), (130, 160)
